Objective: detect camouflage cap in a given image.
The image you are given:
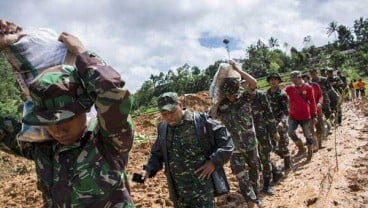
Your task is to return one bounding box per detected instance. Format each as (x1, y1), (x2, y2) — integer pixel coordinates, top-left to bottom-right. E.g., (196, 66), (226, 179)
(220, 77), (241, 95)
(266, 72), (282, 82)
(157, 92), (179, 112)
(22, 66), (93, 126)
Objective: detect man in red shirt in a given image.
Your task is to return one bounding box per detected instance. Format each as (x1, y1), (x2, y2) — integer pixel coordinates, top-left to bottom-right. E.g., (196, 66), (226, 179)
(284, 71), (317, 162)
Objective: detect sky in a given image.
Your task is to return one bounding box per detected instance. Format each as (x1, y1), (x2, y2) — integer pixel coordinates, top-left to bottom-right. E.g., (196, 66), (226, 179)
(1, 0), (367, 92)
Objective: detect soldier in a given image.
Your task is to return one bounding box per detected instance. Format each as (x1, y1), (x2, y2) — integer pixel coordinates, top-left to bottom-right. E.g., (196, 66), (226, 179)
(141, 92), (233, 208)
(285, 71), (317, 162)
(215, 60), (261, 208)
(0, 20), (135, 207)
(326, 69), (343, 125)
(251, 89), (281, 195)
(266, 73), (292, 172)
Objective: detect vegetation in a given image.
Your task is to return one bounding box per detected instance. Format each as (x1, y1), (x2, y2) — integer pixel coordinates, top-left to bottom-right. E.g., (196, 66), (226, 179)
(0, 17), (367, 117)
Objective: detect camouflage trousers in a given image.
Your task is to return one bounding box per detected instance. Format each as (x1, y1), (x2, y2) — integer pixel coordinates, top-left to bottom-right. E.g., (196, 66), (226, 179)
(256, 133), (273, 179)
(230, 147), (259, 202)
(273, 125), (290, 160)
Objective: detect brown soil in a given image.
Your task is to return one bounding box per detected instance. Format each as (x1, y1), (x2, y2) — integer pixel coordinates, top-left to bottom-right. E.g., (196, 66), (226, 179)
(0, 92), (367, 208)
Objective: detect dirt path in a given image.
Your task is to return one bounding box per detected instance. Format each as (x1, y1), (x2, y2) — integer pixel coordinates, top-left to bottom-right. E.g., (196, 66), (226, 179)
(0, 98), (367, 208)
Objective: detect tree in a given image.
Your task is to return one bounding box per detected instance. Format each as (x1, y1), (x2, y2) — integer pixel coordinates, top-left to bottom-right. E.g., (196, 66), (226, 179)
(336, 25), (354, 50)
(327, 21), (338, 40)
(268, 37), (279, 49)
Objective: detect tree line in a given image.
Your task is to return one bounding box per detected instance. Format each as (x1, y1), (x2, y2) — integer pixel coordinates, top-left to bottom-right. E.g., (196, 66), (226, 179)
(0, 17), (367, 116)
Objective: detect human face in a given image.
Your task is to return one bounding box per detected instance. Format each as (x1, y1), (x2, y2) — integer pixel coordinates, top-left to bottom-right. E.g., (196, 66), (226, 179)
(292, 77), (303, 86)
(45, 113), (87, 145)
(225, 94), (238, 102)
(309, 71), (318, 79)
(160, 104), (184, 126)
(268, 77), (280, 88)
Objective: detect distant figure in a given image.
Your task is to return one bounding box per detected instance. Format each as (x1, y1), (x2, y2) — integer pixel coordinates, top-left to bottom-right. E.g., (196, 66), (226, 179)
(357, 78), (366, 98)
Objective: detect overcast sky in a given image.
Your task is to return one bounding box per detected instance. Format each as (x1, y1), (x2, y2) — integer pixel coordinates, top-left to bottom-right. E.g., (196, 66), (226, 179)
(1, 0), (367, 92)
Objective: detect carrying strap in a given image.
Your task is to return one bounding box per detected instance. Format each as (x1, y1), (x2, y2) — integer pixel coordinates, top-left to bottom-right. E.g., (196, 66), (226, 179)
(293, 86), (310, 105)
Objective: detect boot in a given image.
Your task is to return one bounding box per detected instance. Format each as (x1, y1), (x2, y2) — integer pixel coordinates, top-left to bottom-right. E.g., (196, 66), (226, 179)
(316, 134), (322, 149)
(271, 168), (284, 185)
(284, 155), (292, 172)
(306, 145), (313, 162)
(294, 139), (306, 156)
(262, 176), (274, 195)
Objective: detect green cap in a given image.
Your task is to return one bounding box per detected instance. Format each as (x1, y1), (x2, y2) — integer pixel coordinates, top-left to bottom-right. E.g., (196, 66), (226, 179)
(220, 77), (241, 95)
(157, 92), (179, 112)
(22, 66), (93, 126)
(266, 72), (282, 82)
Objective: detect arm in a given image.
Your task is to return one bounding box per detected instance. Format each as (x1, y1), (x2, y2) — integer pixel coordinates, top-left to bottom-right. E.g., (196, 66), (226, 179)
(229, 60), (257, 90)
(59, 33), (134, 165)
(143, 123), (165, 179)
(307, 86), (317, 117)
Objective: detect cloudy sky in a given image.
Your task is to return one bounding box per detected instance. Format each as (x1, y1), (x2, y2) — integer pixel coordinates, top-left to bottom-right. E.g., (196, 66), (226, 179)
(1, 0), (367, 92)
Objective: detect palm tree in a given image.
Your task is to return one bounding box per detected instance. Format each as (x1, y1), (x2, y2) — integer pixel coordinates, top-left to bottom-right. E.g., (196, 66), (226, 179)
(268, 37), (279, 49)
(303, 35), (312, 48)
(327, 21), (338, 40)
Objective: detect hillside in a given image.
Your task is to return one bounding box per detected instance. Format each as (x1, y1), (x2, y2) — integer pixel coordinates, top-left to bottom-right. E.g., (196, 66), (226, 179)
(0, 92), (367, 208)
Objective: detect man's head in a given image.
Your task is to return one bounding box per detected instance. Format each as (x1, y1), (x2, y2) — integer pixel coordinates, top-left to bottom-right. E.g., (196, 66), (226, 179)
(267, 72), (282, 88)
(290, 71), (303, 85)
(327, 68), (334, 77)
(301, 73), (310, 83)
(220, 77), (242, 100)
(22, 66), (93, 144)
(320, 68), (327, 77)
(309, 68), (318, 79)
(157, 92), (183, 126)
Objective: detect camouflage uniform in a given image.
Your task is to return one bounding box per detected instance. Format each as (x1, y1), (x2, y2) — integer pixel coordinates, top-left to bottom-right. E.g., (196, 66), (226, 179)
(0, 52), (135, 207)
(311, 76), (332, 119)
(327, 73), (343, 124)
(217, 83), (259, 203)
(266, 85), (291, 170)
(144, 93), (233, 208)
(251, 90), (278, 192)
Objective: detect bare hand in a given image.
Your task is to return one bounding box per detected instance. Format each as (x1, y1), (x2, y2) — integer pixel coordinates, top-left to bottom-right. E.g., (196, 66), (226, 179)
(195, 160), (216, 180)
(58, 32), (85, 55)
(273, 132), (280, 142)
(228, 60), (239, 71)
(0, 19), (24, 50)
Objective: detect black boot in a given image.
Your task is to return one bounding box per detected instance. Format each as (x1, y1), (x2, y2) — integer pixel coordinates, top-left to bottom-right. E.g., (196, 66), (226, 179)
(284, 155), (292, 172)
(262, 176), (274, 195)
(271, 168), (284, 185)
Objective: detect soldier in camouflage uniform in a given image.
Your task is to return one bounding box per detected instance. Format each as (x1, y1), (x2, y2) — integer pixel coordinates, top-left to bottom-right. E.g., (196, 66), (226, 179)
(141, 92), (233, 208)
(0, 29), (135, 207)
(326, 69), (343, 125)
(216, 60), (261, 208)
(251, 89), (281, 195)
(266, 73), (291, 172)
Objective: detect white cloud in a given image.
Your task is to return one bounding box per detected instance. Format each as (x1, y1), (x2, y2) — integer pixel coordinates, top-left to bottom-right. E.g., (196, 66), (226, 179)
(1, 0), (367, 92)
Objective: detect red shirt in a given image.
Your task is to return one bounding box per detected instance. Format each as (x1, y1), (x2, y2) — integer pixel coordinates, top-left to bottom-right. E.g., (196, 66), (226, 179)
(309, 82), (323, 115)
(285, 83), (317, 120)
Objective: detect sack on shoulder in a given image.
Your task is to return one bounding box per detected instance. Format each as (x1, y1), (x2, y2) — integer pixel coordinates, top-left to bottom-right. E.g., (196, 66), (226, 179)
(212, 166), (230, 196)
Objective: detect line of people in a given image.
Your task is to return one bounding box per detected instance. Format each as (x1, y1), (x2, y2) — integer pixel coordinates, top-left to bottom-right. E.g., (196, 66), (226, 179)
(0, 18), (363, 208)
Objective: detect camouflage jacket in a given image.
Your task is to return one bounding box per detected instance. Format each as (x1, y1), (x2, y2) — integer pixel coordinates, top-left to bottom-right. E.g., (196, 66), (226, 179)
(217, 90), (258, 151)
(0, 52), (135, 208)
(144, 110), (233, 206)
(251, 90), (277, 136)
(266, 87), (289, 126)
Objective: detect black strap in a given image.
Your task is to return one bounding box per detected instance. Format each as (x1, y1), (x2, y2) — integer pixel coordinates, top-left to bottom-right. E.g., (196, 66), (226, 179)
(293, 87), (310, 105)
